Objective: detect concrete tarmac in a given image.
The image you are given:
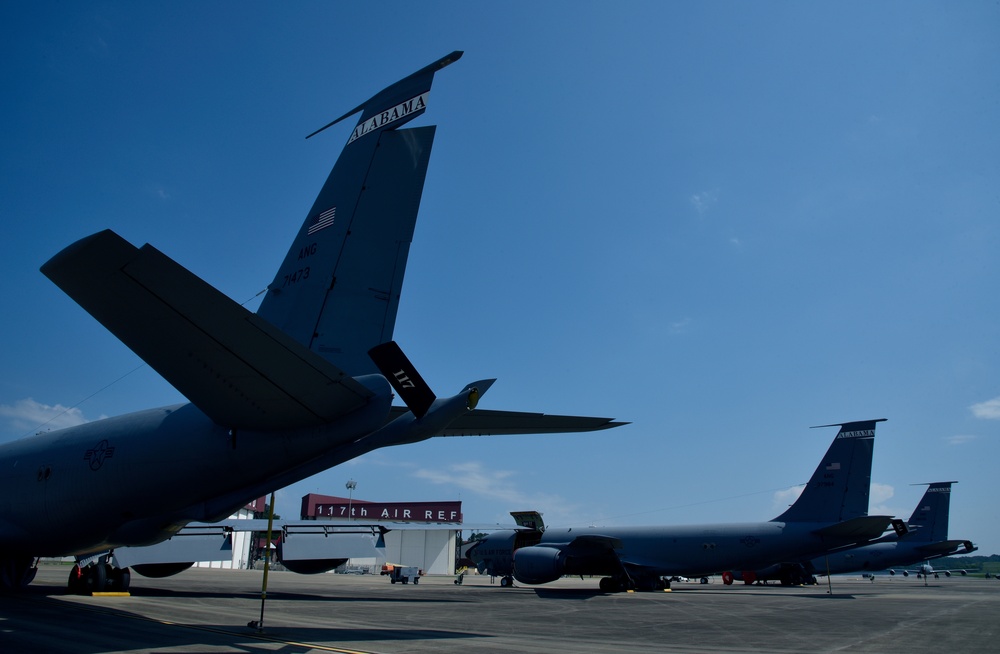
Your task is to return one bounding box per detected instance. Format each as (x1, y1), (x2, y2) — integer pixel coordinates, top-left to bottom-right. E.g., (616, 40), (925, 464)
(2, 565), (997, 653)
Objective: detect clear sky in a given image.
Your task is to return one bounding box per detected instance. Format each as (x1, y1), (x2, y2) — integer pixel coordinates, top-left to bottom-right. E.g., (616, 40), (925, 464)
(2, 2), (998, 556)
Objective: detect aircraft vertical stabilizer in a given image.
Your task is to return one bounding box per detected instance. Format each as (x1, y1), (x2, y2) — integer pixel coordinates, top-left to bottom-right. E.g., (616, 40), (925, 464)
(907, 481), (956, 542)
(772, 419), (885, 524)
(257, 52), (462, 376)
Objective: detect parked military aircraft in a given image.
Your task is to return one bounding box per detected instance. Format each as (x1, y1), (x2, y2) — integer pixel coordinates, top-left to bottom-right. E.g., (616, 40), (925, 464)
(468, 420), (899, 591)
(0, 51), (624, 592)
(739, 481), (976, 585)
(888, 562), (971, 580)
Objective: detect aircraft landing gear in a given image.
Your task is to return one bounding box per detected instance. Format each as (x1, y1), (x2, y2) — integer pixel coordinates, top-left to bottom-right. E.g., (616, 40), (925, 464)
(0, 556), (38, 589)
(777, 567), (816, 586)
(499, 575), (514, 587)
(67, 561), (131, 595)
(599, 575), (639, 592)
(108, 566), (131, 592)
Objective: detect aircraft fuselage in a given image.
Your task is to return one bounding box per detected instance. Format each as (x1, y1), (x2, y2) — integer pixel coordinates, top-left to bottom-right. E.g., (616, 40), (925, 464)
(475, 521), (875, 583)
(0, 375), (391, 557)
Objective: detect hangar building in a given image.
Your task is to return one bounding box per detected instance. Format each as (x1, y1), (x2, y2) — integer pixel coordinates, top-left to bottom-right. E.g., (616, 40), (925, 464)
(301, 493), (463, 575)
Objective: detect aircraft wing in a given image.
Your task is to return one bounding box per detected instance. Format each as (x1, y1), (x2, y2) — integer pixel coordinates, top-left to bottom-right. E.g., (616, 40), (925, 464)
(41, 229), (374, 431)
(385, 407), (627, 435)
(917, 539), (977, 556)
(812, 515), (894, 541)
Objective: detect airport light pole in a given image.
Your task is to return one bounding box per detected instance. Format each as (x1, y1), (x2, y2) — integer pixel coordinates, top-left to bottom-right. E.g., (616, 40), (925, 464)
(346, 479), (357, 521)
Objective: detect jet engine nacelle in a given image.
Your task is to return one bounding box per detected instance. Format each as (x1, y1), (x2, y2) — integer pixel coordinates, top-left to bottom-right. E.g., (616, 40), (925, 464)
(513, 546), (565, 585)
(281, 558), (348, 575)
(132, 562), (194, 578)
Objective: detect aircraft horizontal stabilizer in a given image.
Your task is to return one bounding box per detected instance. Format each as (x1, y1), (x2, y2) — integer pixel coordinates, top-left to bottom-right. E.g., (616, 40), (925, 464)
(41, 230), (376, 431)
(385, 408), (627, 436)
(812, 515), (893, 541)
(917, 539), (978, 556)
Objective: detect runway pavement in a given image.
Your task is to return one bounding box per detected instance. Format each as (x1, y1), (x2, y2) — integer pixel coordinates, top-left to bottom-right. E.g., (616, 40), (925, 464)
(1, 564), (997, 653)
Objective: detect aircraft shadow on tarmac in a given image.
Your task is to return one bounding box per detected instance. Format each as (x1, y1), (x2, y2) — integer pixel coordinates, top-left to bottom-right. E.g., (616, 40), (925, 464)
(2, 588), (481, 652)
(530, 586), (859, 600)
(113, 584), (472, 605)
(531, 588), (609, 600)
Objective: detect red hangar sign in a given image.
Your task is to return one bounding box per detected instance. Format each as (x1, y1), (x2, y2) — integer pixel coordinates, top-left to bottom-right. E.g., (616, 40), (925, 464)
(300, 493), (462, 523)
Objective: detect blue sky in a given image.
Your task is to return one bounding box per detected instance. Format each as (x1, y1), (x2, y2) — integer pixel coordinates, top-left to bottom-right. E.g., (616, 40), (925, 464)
(2, 2), (998, 556)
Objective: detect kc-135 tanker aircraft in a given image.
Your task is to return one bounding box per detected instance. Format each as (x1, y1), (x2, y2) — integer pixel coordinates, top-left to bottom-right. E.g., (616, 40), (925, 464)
(469, 420), (906, 591)
(0, 51), (624, 592)
(739, 480), (976, 584)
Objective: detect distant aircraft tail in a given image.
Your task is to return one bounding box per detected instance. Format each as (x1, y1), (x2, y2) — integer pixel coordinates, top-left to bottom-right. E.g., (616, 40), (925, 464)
(256, 51), (463, 376)
(772, 419), (885, 524)
(906, 481), (956, 542)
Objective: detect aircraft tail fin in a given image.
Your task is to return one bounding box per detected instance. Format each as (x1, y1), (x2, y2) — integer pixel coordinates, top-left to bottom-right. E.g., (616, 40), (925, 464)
(256, 52), (462, 376)
(772, 419), (885, 524)
(906, 481), (956, 542)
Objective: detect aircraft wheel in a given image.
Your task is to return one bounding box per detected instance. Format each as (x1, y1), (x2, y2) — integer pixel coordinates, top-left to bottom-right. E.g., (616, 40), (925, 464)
(500, 576), (512, 587)
(700, 577), (709, 585)
(0, 557), (37, 589)
(107, 567), (131, 592)
(76, 564), (106, 594)
(599, 577), (614, 591)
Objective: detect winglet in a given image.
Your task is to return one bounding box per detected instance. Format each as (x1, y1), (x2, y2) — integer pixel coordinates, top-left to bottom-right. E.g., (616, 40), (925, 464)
(306, 51), (464, 139)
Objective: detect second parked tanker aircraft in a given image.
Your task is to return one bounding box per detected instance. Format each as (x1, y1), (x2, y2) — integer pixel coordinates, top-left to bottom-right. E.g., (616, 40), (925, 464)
(0, 51), (625, 592)
(469, 420), (900, 591)
(740, 481), (977, 584)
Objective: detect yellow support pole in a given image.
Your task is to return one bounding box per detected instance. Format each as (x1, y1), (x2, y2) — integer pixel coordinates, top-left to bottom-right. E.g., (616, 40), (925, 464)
(249, 491), (276, 632)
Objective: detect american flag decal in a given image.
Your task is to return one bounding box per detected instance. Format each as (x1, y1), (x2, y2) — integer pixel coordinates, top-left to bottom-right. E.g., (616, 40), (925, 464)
(307, 207), (336, 235)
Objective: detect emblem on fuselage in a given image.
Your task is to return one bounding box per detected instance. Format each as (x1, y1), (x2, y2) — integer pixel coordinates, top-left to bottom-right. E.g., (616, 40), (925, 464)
(84, 439), (115, 471)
